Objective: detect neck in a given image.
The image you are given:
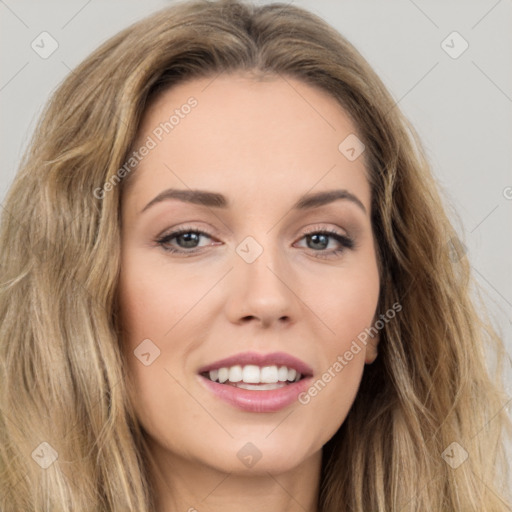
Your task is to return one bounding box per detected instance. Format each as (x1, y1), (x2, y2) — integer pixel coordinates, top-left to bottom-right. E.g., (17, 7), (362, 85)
(146, 439), (322, 512)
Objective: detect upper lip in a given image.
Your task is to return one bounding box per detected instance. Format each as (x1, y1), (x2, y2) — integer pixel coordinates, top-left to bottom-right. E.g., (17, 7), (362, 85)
(197, 351), (314, 376)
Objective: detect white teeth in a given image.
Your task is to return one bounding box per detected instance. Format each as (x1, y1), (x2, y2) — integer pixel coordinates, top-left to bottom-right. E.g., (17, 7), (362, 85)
(260, 366), (279, 383)
(233, 382), (287, 391)
(205, 364), (303, 384)
(228, 365), (243, 382)
(287, 368), (297, 382)
(278, 365), (288, 381)
(242, 365), (260, 383)
(218, 367), (229, 383)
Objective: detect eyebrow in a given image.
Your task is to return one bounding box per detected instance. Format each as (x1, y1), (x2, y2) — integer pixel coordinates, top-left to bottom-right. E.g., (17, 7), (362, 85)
(140, 188), (367, 214)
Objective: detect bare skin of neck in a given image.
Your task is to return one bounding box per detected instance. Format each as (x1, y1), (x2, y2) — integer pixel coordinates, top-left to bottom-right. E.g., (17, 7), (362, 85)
(148, 440), (322, 512)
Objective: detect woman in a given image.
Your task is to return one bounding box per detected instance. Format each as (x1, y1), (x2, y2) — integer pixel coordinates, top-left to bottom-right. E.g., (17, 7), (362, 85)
(0, 0), (510, 510)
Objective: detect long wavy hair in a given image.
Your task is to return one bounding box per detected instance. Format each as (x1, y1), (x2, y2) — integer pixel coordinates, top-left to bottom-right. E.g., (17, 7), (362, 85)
(1, 0), (510, 510)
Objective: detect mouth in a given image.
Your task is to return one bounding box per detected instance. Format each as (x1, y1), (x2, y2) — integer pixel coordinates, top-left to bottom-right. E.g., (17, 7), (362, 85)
(200, 364), (306, 390)
(196, 351), (313, 412)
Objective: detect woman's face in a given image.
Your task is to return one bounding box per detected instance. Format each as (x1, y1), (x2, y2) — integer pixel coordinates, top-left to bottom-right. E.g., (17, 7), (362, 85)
(118, 73), (380, 475)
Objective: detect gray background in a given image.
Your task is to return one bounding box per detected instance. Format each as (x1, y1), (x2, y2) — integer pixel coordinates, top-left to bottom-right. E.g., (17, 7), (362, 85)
(1, 0), (511, 471)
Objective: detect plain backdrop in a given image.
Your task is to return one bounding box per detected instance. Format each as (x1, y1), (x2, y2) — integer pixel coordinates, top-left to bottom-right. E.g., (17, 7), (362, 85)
(1, 0), (511, 476)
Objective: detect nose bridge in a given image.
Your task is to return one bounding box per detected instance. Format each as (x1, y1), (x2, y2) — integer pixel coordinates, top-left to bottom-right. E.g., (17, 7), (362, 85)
(235, 232), (285, 283)
(228, 232), (297, 325)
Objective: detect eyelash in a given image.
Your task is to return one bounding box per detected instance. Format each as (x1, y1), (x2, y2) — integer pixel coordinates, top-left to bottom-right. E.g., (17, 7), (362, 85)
(155, 225), (355, 259)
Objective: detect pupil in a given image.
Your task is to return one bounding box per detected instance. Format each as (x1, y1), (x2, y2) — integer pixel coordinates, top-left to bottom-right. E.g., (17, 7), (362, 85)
(309, 234), (327, 250)
(179, 233), (199, 248)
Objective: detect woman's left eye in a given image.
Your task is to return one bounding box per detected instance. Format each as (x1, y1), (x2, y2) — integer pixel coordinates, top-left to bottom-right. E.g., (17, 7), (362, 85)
(296, 229), (354, 258)
(155, 227), (354, 259)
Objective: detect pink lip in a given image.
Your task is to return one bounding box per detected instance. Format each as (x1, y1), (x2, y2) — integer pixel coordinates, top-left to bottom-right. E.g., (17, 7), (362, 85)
(198, 375), (314, 413)
(197, 351), (313, 376)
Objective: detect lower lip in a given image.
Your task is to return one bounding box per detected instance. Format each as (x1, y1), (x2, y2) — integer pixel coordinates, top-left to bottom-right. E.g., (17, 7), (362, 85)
(199, 375), (313, 413)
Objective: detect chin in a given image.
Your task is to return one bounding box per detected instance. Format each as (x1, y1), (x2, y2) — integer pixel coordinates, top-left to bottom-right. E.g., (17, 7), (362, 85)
(196, 430), (321, 475)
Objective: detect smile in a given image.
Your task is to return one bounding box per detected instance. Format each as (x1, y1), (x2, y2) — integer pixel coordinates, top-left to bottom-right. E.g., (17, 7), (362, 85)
(197, 351), (313, 412)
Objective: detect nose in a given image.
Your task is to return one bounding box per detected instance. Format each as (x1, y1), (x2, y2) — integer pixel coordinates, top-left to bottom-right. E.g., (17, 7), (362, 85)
(224, 241), (300, 328)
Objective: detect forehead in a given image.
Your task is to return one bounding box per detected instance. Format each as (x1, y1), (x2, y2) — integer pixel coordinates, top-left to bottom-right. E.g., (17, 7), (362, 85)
(124, 73), (371, 213)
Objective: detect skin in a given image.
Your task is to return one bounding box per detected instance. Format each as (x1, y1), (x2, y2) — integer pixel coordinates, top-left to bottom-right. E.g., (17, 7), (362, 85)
(118, 73), (380, 512)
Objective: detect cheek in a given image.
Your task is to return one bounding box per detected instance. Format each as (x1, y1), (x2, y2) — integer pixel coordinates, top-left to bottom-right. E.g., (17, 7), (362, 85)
(312, 258), (380, 348)
(117, 263), (199, 441)
(117, 251), (219, 402)
(300, 256), (379, 413)
(118, 255), (207, 343)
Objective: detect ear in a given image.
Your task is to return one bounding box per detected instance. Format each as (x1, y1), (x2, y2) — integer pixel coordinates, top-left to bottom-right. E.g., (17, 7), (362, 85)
(365, 333), (380, 364)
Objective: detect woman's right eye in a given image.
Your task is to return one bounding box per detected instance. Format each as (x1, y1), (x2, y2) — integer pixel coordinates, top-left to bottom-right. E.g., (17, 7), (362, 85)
(155, 228), (215, 255)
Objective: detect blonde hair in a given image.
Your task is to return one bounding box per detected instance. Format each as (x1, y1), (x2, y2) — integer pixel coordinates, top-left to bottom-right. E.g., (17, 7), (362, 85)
(1, 0), (510, 510)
